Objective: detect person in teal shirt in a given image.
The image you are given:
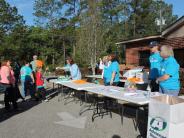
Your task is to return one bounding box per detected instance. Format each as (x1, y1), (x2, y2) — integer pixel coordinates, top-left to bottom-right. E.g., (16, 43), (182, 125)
(20, 61), (35, 99)
(67, 57), (81, 80)
(149, 41), (162, 92)
(156, 45), (180, 96)
(106, 54), (120, 86)
(102, 56), (111, 85)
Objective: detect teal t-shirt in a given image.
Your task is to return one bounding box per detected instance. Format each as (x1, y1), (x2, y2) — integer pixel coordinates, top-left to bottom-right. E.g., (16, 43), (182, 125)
(108, 61), (120, 82)
(149, 52), (162, 79)
(20, 66), (33, 81)
(159, 56), (180, 90)
(103, 65), (111, 84)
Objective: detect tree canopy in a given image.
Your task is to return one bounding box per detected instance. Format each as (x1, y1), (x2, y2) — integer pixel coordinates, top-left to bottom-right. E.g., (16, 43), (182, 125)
(0, 0), (177, 72)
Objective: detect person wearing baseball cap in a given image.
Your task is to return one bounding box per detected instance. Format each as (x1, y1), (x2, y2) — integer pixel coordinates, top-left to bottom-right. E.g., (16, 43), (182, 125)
(149, 41), (162, 92)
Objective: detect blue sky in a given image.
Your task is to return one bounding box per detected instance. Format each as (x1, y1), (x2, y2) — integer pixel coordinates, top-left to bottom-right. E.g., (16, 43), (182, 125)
(6, 0), (184, 26)
(6, 0), (35, 26)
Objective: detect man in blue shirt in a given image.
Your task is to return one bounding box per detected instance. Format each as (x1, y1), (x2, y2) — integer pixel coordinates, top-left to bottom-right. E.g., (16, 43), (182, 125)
(149, 41), (162, 92)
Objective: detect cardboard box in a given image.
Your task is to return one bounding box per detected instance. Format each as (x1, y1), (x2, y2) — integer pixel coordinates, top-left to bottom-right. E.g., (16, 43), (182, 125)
(123, 67), (143, 78)
(147, 95), (184, 138)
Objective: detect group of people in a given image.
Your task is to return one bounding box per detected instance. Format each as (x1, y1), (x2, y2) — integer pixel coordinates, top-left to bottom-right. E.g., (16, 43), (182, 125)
(0, 42), (181, 110)
(149, 41), (180, 96)
(20, 56), (47, 101)
(62, 54), (120, 87)
(0, 55), (47, 111)
(99, 42), (180, 97)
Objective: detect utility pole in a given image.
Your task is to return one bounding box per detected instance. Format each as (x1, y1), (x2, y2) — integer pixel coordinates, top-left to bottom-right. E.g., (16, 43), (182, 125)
(159, 1), (162, 32)
(155, 0), (165, 32)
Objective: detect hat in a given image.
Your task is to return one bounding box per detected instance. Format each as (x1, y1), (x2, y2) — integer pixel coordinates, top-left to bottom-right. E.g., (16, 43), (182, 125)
(149, 41), (158, 47)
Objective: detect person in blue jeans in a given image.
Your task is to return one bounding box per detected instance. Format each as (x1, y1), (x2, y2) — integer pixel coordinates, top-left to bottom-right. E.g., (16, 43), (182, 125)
(149, 41), (162, 92)
(105, 54), (120, 86)
(156, 45), (180, 96)
(20, 61), (35, 99)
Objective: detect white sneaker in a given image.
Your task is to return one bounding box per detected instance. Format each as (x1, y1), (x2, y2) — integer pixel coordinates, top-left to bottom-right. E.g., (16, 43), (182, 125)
(44, 99), (49, 102)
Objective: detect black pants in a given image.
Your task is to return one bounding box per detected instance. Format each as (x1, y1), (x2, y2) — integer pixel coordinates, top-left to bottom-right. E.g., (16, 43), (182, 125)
(4, 86), (17, 109)
(35, 87), (46, 100)
(150, 79), (159, 92)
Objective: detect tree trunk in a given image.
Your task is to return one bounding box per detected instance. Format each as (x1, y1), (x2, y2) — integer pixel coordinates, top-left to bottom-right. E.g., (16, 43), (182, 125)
(52, 54), (55, 68)
(63, 40), (66, 65)
(73, 43), (75, 57)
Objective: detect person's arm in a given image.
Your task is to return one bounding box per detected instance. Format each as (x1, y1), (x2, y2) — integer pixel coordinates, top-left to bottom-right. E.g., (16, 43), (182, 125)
(10, 70), (15, 85)
(110, 71), (116, 85)
(5, 67), (11, 82)
(29, 68), (35, 83)
(101, 69), (104, 79)
(31, 73), (35, 83)
(156, 74), (170, 82)
(156, 60), (178, 83)
(99, 59), (104, 70)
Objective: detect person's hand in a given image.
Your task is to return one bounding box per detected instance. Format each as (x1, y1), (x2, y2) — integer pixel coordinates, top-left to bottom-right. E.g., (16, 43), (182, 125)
(68, 76), (72, 80)
(156, 79), (159, 84)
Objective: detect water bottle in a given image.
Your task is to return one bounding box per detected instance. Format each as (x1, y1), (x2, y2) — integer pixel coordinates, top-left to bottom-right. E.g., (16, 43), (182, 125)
(124, 80), (129, 91)
(146, 82), (151, 99)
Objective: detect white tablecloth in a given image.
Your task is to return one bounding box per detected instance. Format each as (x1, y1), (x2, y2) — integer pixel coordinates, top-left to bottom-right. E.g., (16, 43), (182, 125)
(50, 79), (161, 105)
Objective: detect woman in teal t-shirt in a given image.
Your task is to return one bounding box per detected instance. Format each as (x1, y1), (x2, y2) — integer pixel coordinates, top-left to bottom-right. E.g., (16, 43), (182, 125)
(105, 54), (120, 86)
(156, 45), (180, 96)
